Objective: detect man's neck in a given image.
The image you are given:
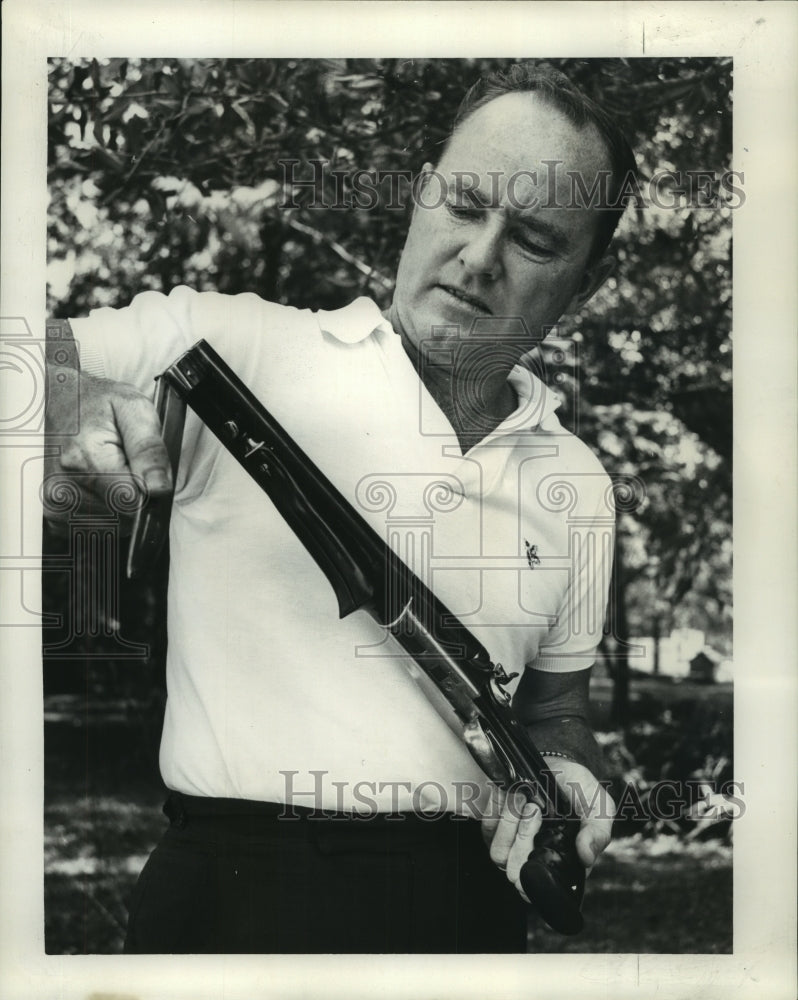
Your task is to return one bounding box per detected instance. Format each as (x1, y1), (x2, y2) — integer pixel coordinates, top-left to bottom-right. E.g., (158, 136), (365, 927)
(401, 336), (518, 454)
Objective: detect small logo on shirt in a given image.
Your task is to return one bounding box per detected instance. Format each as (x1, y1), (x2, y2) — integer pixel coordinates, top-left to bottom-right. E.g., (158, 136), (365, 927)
(524, 539), (540, 569)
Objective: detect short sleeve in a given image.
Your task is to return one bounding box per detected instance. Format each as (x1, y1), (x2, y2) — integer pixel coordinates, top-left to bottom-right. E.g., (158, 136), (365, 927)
(532, 472), (615, 673)
(70, 285), (315, 398)
(68, 285), (320, 500)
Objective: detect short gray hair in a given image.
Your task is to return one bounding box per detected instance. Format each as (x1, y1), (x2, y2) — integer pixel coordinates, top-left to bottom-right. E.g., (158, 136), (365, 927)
(449, 63), (638, 261)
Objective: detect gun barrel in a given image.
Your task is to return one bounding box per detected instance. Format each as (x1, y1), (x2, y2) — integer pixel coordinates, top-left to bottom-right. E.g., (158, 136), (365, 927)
(160, 338), (586, 934)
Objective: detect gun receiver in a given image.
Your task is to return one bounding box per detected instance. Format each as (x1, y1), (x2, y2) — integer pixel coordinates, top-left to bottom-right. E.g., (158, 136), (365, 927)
(160, 339), (586, 935)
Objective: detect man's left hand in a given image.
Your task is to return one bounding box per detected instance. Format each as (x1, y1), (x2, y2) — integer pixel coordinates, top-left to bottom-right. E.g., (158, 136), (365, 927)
(481, 759), (615, 902)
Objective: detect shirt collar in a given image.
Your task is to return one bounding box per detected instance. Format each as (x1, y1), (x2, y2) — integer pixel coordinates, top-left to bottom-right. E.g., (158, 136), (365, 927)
(504, 364), (563, 434)
(314, 297), (391, 344)
(315, 297), (562, 433)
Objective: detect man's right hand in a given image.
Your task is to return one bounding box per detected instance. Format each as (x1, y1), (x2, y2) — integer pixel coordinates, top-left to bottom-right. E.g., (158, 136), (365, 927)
(44, 366), (172, 524)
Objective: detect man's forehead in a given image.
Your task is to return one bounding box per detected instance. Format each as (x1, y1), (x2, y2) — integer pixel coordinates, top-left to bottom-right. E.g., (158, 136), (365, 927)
(440, 90), (611, 188)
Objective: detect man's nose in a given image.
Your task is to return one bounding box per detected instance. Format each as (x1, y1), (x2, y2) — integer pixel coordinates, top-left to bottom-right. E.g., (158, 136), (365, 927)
(458, 220), (503, 280)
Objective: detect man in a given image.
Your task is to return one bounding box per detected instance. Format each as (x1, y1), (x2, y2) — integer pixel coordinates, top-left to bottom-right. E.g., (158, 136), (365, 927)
(45, 64), (634, 953)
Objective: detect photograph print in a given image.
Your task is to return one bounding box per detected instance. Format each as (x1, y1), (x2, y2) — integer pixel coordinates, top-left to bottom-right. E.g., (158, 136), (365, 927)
(42, 56), (735, 956)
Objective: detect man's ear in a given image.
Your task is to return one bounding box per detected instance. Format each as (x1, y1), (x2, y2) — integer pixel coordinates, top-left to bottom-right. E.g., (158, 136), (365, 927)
(410, 161), (436, 222)
(568, 254), (615, 313)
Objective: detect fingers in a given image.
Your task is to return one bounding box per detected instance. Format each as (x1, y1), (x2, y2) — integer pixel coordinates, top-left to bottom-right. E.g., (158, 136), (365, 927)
(44, 370), (171, 521)
(487, 789), (526, 870)
(576, 789), (615, 869)
(483, 789), (541, 903)
(547, 759), (616, 870)
(505, 801), (541, 897)
(480, 783), (505, 848)
(481, 765), (616, 907)
(112, 393), (172, 495)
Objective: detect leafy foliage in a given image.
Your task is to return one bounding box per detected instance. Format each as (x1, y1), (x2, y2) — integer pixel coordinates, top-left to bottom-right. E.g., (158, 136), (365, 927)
(46, 56), (733, 711)
(43, 59), (735, 956)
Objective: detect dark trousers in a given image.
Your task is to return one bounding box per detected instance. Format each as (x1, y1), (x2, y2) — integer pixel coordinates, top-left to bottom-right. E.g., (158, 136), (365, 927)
(124, 792), (528, 954)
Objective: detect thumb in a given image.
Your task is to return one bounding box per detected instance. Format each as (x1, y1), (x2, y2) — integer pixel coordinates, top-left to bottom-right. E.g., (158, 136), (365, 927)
(480, 782), (507, 846)
(575, 818), (612, 870)
(112, 393), (172, 497)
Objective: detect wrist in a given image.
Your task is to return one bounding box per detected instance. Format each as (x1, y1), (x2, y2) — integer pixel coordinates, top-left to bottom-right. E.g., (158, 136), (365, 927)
(526, 716), (606, 782)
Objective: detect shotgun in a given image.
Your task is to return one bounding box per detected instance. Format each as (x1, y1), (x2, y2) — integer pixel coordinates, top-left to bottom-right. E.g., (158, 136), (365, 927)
(158, 338), (587, 935)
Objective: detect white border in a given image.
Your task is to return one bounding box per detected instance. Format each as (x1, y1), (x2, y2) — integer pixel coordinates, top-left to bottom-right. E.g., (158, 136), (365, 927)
(2, 2), (796, 998)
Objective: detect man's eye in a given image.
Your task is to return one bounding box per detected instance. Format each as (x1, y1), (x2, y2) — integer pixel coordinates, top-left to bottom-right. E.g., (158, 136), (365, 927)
(445, 201), (480, 218)
(516, 237), (555, 258)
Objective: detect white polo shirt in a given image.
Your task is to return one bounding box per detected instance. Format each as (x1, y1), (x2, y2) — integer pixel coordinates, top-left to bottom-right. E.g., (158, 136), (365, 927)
(73, 287), (614, 813)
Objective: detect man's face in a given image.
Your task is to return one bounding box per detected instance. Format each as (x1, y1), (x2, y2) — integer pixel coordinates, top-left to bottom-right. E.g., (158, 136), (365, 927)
(390, 91), (613, 363)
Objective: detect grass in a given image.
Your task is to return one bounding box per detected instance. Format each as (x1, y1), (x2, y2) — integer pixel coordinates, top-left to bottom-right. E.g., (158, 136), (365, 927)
(44, 790), (732, 954)
(45, 794), (164, 955)
(43, 681), (733, 954)
(529, 835), (732, 953)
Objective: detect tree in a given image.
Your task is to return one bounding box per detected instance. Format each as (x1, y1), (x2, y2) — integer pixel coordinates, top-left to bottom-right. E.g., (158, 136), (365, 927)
(46, 57), (733, 723)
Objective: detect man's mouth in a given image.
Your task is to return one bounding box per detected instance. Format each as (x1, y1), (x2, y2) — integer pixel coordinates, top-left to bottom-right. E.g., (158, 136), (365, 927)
(436, 284), (492, 315)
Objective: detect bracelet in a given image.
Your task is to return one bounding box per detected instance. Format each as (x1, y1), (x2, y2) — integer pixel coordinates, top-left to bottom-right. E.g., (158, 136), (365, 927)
(526, 718), (606, 781)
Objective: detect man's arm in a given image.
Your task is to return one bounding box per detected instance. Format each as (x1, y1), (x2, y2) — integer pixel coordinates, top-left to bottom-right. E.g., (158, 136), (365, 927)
(513, 665), (605, 778)
(482, 666), (615, 901)
(44, 320), (172, 522)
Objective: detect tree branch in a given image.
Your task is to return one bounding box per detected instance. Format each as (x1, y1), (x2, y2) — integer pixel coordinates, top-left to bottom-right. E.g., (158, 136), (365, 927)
(286, 217), (394, 290)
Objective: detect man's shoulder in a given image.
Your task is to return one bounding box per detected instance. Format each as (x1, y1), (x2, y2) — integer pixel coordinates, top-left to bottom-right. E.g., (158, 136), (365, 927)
(164, 287), (389, 351)
(518, 417), (614, 520)
(551, 425), (609, 479)
(163, 285), (310, 329)
(76, 285), (314, 340)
